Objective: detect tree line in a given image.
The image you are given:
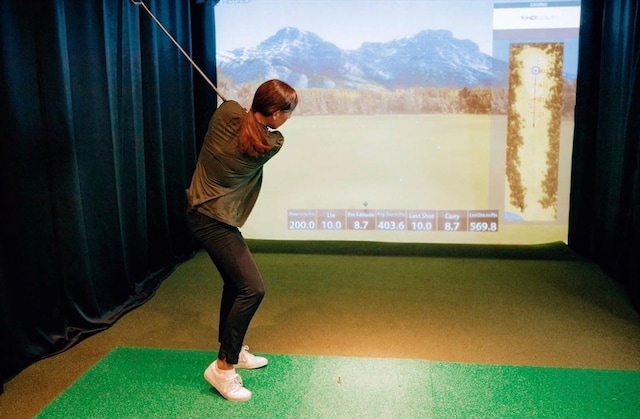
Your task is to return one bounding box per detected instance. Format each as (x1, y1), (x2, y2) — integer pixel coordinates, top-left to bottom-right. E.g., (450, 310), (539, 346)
(217, 73), (576, 117)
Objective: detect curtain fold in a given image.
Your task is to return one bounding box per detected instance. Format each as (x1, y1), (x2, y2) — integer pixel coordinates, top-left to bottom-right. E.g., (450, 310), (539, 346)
(191, 0), (220, 148)
(569, 0), (640, 310)
(0, 0), (211, 383)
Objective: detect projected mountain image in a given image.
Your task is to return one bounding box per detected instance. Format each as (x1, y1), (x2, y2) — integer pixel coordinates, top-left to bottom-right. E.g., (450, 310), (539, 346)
(217, 27), (509, 90)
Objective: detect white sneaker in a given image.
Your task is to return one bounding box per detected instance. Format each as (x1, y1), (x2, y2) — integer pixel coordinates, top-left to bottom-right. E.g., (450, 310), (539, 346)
(236, 345), (268, 369)
(204, 362), (252, 402)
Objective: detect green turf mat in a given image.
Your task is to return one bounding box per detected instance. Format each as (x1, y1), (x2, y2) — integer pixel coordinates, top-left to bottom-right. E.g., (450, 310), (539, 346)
(37, 347), (640, 418)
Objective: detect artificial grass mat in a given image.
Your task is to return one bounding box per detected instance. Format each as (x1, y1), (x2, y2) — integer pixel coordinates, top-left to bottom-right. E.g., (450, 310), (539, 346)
(37, 347), (640, 418)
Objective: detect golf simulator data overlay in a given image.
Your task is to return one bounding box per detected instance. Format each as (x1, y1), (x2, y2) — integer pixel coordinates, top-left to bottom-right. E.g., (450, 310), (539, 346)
(288, 209), (499, 233)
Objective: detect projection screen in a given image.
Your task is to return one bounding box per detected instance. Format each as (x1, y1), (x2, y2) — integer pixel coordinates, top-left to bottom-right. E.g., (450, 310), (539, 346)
(213, 0), (582, 245)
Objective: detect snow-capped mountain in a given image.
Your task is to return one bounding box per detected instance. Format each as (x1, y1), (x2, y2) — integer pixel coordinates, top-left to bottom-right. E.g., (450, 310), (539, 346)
(217, 27), (508, 90)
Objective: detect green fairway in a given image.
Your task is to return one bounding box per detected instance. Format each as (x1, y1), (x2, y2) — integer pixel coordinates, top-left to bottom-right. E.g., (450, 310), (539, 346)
(243, 114), (573, 245)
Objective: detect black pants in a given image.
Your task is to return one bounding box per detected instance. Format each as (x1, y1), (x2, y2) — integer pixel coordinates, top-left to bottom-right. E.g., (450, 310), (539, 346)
(186, 208), (265, 365)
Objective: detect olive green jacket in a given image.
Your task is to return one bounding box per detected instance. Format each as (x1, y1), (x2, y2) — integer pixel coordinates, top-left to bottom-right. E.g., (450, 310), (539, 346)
(186, 100), (284, 227)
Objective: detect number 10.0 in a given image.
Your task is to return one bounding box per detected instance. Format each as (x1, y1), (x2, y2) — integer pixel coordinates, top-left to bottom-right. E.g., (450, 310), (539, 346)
(410, 221), (434, 231)
(321, 220), (343, 230)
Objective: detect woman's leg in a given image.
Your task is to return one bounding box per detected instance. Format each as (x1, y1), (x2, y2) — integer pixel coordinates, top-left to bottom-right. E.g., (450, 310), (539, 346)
(187, 209), (265, 365)
(218, 283), (235, 344)
(208, 235), (264, 364)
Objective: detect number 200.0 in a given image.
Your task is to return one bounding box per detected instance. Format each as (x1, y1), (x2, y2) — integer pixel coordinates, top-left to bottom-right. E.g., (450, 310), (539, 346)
(289, 220), (316, 230)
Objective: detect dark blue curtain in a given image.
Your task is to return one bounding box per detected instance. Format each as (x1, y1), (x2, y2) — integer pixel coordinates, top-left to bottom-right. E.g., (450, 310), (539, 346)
(569, 0), (640, 310)
(0, 0), (218, 384)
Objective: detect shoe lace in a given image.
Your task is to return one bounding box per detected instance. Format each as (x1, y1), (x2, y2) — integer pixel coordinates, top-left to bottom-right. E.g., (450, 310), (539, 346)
(228, 374), (244, 391)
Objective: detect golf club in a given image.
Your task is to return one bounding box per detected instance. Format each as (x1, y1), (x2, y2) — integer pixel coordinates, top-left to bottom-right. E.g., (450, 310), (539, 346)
(129, 0), (227, 101)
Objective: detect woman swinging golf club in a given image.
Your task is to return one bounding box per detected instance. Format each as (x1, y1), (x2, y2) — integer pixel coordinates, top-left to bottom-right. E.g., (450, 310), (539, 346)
(129, 0), (298, 401)
(186, 80), (298, 401)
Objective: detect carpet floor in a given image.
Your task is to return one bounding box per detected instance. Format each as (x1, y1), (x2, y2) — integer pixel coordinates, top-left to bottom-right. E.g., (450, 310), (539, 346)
(37, 347), (640, 418)
(3, 242), (640, 418)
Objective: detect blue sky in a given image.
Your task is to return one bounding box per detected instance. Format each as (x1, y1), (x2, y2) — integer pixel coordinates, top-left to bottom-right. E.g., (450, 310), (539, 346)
(215, 0), (581, 55)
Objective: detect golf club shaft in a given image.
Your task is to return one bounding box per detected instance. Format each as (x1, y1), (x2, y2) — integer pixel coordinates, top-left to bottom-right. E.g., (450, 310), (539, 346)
(131, 0), (226, 101)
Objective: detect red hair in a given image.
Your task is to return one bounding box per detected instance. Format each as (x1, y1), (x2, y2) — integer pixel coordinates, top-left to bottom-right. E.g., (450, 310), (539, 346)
(239, 80), (298, 157)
